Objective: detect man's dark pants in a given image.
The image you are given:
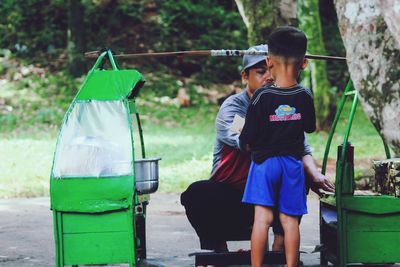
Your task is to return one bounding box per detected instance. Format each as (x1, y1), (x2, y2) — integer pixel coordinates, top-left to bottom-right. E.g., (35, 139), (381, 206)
(181, 180), (284, 250)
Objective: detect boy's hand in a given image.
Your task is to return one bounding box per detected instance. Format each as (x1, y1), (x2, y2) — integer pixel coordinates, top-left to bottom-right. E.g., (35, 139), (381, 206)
(310, 173), (335, 196)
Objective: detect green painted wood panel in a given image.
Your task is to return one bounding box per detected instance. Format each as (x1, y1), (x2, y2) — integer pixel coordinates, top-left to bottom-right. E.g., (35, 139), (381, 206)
(51, 176), (133, 212)
(62, 211), (129, 234)
(342, 195), (400, 214)
(63, 231), (133, 265)
(347, 231), (400, 263)
(346, 210), (400, 231)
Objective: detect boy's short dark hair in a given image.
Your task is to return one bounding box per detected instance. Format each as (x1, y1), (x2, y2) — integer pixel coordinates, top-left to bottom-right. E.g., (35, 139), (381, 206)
(268, 26), (307, 61)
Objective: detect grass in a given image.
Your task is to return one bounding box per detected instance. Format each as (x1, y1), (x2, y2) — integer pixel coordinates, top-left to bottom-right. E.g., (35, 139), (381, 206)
(0, 138), (55, 197)
(0, 65), (391, 198)
(308, 103), (388, 160)
(307, 100), (390, 181)
(0, 103), (219, 198)
(136, 121), (216, 192)
(0, 100), (389, 199)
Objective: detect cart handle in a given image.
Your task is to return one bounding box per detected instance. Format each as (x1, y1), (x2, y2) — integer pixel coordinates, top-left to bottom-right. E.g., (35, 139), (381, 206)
(321, 79), (392, 175)
(130, 99), (146, 158)
(91, 49), (118, 71)
(321, 80), (354, 175)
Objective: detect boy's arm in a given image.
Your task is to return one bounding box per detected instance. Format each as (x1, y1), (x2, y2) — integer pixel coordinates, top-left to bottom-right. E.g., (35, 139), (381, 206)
(302, 133), (312, 156)
(303, 154), (335, 194)
(239, 102), (258, 150)
(304, 92), (316, 133)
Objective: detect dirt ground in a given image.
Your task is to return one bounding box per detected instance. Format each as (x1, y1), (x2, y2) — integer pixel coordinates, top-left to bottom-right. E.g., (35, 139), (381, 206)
(0, 192), (398, 267)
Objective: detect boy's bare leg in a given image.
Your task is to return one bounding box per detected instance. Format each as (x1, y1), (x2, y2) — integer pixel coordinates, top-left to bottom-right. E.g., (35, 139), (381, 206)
(280, 213), (300, 267)
(251, 205), (273, 267)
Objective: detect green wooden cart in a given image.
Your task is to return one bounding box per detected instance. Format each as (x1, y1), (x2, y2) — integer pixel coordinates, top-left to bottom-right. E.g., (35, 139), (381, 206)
(319, 80), (400, 266)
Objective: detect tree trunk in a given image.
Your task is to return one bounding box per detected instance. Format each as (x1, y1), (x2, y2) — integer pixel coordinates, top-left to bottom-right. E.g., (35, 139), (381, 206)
(298, 0), (336, 130)
(318, 0), (349, 92)
(68, 0), (86, 77)
(235, 0), (335, 130)
(334, 0), (400, 156)
(234, 0), (297, 45)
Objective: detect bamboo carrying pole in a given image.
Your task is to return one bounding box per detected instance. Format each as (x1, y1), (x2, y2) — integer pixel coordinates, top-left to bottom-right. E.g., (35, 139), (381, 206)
(84, 49), (346, 61)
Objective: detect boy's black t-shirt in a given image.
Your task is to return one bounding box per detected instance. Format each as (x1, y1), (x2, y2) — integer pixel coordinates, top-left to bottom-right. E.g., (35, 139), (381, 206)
(239, 85), (316, 164)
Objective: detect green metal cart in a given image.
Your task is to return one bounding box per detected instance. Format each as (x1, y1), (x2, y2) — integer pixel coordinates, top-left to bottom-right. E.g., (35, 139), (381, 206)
(50, 50), (159, 267)
(319, 80), (400, 266)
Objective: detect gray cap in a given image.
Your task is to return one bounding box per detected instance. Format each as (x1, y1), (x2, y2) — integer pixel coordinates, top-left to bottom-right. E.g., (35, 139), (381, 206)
(242, 44), (268, 71)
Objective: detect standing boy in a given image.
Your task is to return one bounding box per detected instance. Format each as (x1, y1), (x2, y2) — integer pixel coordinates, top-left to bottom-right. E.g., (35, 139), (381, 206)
(240, 26), (316, 267)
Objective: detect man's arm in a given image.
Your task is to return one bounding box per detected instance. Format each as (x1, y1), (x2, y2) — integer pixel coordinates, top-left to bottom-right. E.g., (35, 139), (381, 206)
(215, 100), (244, 150)
(302, 154), (335, 194)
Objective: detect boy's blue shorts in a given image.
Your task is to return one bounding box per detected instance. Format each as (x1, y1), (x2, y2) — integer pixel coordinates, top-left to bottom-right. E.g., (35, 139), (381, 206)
(242, 156), (307, 216)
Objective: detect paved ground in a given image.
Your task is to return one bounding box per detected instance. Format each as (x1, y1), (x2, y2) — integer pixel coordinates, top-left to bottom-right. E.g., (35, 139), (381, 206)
(0, 192), (397, 267)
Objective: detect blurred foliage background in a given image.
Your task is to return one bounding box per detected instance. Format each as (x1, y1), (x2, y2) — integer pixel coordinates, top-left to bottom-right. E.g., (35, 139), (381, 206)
(0, 0), (249, 131)
(0, 0), (247, 81)
(0, 0), (351, 132)
(0, 0), (385, 198)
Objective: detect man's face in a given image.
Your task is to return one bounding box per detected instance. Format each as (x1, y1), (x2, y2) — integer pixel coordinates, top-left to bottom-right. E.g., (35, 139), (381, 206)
(242, 63), (273, 95)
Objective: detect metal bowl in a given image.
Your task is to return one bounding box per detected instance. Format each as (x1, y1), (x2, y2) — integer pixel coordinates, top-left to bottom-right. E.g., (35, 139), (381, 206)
(135, 157), (161, 195)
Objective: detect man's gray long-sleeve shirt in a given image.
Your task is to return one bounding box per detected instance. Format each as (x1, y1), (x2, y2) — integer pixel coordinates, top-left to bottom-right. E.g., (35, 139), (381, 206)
(210, 90), (312, 190)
